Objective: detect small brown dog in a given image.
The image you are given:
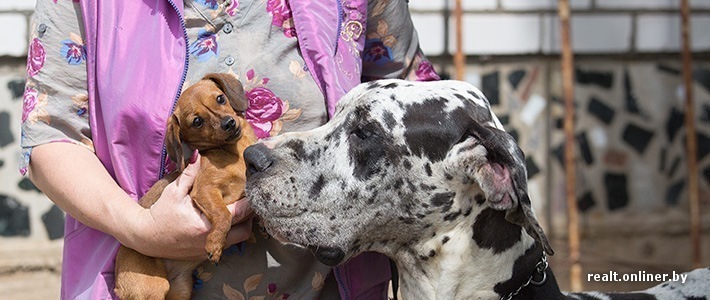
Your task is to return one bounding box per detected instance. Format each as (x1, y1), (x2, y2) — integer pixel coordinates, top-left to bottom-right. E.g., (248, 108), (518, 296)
(114, 73), (256, 300)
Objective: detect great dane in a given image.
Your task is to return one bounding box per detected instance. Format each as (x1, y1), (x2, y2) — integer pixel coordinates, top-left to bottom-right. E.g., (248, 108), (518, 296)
(244, 79), (710, 299)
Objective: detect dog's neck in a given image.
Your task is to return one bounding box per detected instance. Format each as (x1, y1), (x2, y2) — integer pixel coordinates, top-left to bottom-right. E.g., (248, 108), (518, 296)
(388, 208), (565, 300)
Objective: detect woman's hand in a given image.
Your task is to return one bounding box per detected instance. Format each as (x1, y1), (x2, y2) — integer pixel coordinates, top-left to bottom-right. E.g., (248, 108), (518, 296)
(128, 153), (255, 260)
(28, 143), (253, 261)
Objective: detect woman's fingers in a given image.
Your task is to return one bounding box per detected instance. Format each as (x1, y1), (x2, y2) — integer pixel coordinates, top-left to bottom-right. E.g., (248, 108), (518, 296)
(174, 150), (201, 196)
(227, 198), (255, 225)
(226, 218), (254, 246)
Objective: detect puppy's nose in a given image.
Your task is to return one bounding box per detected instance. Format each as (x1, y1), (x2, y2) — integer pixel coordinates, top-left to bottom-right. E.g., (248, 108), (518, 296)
(221, 117), (236, 131)
(244, 144), (274, 177)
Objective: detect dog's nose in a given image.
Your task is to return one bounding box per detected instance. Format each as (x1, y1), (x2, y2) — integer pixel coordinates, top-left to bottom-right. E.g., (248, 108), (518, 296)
(221, 117), (236, 131)
(244, 144), (274, 177)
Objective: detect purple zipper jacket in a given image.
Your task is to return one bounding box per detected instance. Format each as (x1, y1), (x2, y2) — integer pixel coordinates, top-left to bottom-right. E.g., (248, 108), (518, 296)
(61, 0), (437, 298)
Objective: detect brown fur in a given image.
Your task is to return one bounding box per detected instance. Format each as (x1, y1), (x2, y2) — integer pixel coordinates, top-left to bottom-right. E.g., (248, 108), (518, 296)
(114, 73), (256, 300)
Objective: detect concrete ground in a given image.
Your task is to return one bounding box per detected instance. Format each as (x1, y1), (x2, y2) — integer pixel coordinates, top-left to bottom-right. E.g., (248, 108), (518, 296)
(1, 236), (706, 299)
(0, 239), (61, 300)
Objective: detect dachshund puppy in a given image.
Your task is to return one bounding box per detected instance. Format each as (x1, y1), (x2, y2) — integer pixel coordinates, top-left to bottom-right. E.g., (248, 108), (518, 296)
(114, 73), (257, 300)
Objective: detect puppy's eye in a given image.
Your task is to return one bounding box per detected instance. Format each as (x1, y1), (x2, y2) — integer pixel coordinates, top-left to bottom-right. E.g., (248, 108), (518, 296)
(216, 95), (226, 105)
(192, 116), (204, 128)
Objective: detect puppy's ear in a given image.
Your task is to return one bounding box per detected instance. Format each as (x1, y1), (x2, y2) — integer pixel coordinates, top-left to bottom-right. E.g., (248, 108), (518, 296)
(204, 73), (248, 112)
(165, 114), (186, 172)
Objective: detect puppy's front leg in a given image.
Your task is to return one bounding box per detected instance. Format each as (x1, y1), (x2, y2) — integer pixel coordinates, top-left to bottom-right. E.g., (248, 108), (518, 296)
(191, 186), (231, 263)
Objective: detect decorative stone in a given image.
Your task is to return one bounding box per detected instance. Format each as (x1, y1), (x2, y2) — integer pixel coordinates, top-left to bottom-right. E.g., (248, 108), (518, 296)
(665, 107), (684, 143)
(18, 177), (41, 193)
(577, 132), (594, 165)
(668, 156), (681, 178)
(526, 157), (540, 179)
(497, 115), (510, 126)
(665, 180), (684, 206)
(603, 149), (628, 167)
(624, 70), (642, 114)
(42, 205), (64, 240)
(578, 191), (595, 212)
(0, 194), (30, 237)
(693, 68), (710, 92)
(508, 69), (526, 90)
(656, 64), (680, 76)
(575, 68), (613, 89)
(659, 147), (667, 172)
(482, 71), (500, 105)
(622, 123), (654, 154)
(701, 105), (710, 123)
(0, 112), (13, 148)
(695, 133), (710, 161)
(7, 79), (25, 99)
(604, 173), (629, 211)
(588, 96), (615, 124)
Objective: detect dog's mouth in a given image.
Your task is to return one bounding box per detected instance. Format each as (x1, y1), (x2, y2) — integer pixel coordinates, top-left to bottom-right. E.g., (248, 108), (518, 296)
(225, 127), (242, 142)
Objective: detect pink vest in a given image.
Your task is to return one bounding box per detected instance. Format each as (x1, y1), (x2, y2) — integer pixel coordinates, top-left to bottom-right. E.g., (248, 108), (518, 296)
(64, 0), (393, 299)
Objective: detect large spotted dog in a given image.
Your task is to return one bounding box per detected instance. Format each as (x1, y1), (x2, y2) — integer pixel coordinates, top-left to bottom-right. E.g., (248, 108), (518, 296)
(244, 79), (710, 299)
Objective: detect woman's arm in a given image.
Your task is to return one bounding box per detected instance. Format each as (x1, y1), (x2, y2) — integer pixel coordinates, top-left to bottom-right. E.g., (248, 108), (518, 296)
(29, 141), (253, 260)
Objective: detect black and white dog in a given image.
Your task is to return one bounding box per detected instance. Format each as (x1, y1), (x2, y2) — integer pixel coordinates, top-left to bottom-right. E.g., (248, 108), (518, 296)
(244, 79), (710, 299)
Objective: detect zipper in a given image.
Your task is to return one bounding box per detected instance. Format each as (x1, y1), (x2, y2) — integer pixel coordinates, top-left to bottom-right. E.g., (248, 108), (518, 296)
(334, 0), (343, 55)
(160, 0), (190, 179)
(334, 266), (350, 300)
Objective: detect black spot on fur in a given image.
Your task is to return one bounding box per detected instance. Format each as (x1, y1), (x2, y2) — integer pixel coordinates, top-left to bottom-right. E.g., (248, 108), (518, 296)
(367, 81), (381, 90)
(494, 243), (545, 299)
(402, 99), (472, 162)
(430, 192), (454, 207)
(444, 209), (462, 221)
(428, 250), (436, 257)
(424, 163), (432, 176)
(382, 82), (398, 89)
(442, 236), (450, 244)
(462, 207), (473, 217)
(402, 159), (412, 170)
(309, 174), (325, 199)
(347, 107), (402, 180)
(472, 208), (521, 253)
(382, 111), (396, 129)
(474, 194), (486, 205)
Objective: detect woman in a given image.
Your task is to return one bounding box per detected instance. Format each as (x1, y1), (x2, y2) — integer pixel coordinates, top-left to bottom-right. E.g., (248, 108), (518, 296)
(21, 0), (439, 298)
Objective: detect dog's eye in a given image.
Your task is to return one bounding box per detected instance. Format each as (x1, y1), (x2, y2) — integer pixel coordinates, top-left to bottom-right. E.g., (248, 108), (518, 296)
(351, 127), (371, 140)
(216, 95), (226, 105)
(192, 116), (204, 128)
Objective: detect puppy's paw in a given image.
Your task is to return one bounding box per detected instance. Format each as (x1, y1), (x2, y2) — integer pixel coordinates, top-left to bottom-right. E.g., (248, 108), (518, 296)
(205, 241), (224, 264)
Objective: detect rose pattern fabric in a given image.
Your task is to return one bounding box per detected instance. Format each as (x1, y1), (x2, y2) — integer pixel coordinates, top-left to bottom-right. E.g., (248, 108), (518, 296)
(415, 60), (440, 81)
(246, 87), (284, 138)
(266, 0), (296, 38)
(225, 0), (239, 16)
(27, 38), (45, 78)
(189, 30), (219, 62)
(60, 38), (86, 65)
(22, 85), (39, 123)
(195, 0), (219, 10)
(363, 38), (393, 65)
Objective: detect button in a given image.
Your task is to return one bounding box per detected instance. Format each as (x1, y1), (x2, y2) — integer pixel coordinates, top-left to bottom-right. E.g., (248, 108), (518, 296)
(223, 23), (233, 34)
(38, 23), (47, 34)
(225, 56), (235, 66)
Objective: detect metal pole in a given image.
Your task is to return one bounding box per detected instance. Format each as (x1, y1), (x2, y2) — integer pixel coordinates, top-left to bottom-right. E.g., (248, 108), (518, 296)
(680, 0), (702, 269)
(454, 0), (465, 80)
(558, 0), (582, 291)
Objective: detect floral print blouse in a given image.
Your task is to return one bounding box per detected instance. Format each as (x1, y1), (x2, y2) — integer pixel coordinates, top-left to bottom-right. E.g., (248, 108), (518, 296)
(21, 0), (439, 298)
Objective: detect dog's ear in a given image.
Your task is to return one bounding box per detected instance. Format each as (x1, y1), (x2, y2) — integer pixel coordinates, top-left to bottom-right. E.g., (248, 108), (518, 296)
(204, 73), (248, 112)
(165, 114), (186, 172)
(462, 121), (554, 255)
